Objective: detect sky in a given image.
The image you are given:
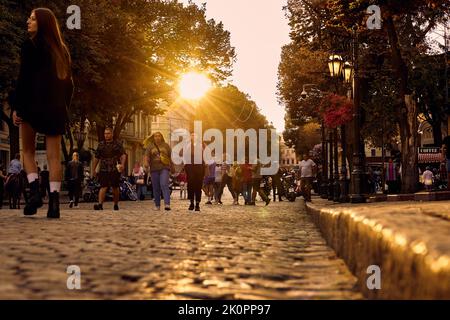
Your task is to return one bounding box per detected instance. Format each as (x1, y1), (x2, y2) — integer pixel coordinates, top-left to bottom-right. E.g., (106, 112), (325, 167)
(180, 0), (291, 132)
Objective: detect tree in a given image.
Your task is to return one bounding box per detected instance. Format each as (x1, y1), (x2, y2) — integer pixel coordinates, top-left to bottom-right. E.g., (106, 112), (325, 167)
(1, 0), (236, 162)
(329, 0), (449, 193)
(195, 84), (273, 158)
(283, 0), (449, 193)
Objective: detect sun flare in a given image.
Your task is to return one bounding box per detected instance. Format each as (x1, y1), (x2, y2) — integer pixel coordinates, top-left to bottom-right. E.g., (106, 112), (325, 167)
(178, 72), (212, 100)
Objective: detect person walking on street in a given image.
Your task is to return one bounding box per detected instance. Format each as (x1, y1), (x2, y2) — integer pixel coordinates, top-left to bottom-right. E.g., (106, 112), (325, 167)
(443, 135), (450, 191)
(250, 160), (270, 206)
(144, 132), (172, 211)
(178, 168), (188, 200)
(241, 161), (253, 205)
(7, 154), (22, 178)
(422, 166), (434, 192)
(9, 8), (74, 218)
(230, 161), (242, 205)
(213, 161), (223, 204)
(204, 158), (216, 205)
(65, 152), (83, 208)
(183, 133), (206, 212)
(217, 156), (235, 204)
(385, 158), (399, 194)
(92, 127), (127, 211)
(271, 167), (283, 202)
(299, 153), (316, 202)
(132, 161), (146, 201)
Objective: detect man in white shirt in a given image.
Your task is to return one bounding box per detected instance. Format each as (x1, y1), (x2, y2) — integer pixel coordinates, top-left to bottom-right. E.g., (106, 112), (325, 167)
(299, 153), (316, 202)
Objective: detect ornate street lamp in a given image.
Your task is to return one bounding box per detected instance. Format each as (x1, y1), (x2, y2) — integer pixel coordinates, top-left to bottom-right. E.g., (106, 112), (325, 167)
(328, 55), (343, 79)
(349, 28), (366, 203)
(338, 61), (353, 203)
(328, 55), (343, 201)
(342, 61), (353, 84)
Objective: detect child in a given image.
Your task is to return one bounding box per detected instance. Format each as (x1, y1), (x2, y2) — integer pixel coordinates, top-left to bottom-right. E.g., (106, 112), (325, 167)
(422, 166), (434, 191)
(178, 169), (187, 200)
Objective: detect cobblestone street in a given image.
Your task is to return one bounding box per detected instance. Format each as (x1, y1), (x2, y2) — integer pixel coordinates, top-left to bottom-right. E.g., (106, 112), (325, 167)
(0, 196), (363, 300)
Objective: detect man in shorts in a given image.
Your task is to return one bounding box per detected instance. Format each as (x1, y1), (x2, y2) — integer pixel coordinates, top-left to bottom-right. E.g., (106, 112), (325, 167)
(299, 153), (316, 202)
(92, 127), (127, 211)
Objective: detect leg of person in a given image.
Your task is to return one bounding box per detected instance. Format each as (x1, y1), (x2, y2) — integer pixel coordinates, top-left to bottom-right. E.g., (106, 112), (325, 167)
(74, 180), (81, 207)
(68, 180), (74, 207)
(278, 183), (283, 201)
(151, 170), (162, 210)
(251, 179), (259, 204)
(160, 169), (171, 211)
(46, 135), (62, 219)
(95, 187), (107, 210)
(186, 167), (195, 210)
(259, 186), (270, 205)
(21, 123), (42, 215)
(226, 176), (235, 201)
(214, 182), (220, 203)
(194, 168), (203, 211)
(112, 187), (120, 210)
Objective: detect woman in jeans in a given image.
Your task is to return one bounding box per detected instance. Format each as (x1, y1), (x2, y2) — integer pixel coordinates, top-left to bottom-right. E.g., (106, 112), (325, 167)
(144, 132), (172, 211)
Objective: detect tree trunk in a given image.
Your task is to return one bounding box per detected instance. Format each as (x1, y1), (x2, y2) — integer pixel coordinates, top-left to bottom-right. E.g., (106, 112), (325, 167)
(61, 136), (69, 164)
(399, 95), (419, 193)
(384, 12), (418, 194)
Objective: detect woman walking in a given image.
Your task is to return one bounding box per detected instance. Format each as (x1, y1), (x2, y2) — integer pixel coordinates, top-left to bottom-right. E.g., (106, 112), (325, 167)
(65, 152), (83, 208)
(132, 161), (145, 201)
(144, 132), (172, 211)
(9, 8), (74, 218)
(183, 133), (206, 212)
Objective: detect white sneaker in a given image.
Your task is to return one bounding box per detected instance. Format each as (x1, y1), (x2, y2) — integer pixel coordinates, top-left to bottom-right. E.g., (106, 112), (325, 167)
(153, 206), (161, 211)
(74, 205), (79, 208)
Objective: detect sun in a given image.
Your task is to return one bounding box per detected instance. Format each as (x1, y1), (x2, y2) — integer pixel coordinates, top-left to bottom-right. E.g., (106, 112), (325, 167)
(178, 72), (212, 100)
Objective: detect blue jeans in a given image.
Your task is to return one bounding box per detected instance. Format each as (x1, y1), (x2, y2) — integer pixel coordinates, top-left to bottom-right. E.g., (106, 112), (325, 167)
(151, 169), (170, 207)
(242, 182), (252, 203)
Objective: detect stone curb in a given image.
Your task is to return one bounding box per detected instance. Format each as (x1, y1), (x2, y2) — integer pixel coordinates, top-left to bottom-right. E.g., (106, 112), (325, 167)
(305, 201), (450, 299)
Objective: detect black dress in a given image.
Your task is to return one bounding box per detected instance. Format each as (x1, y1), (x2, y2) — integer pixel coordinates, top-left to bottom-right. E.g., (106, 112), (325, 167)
(9, 38), (74, 135)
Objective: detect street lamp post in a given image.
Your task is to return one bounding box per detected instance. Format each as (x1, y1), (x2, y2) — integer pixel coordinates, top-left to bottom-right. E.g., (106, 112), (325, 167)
(349, 27), (366, 203)
(339, 61), (353, 203)
(328, 55), (343, 202)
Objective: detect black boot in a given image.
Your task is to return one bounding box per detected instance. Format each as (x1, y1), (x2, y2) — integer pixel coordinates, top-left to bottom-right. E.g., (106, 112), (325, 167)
(47, 191), (60, 219)
(24, 180), (43, 216)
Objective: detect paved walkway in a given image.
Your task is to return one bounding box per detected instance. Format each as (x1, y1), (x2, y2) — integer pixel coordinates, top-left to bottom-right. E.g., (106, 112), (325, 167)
(0, 196), (363, 299)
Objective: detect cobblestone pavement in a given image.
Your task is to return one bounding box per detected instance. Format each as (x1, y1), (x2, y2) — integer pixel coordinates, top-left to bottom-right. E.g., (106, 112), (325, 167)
(0, 194), (363, 300)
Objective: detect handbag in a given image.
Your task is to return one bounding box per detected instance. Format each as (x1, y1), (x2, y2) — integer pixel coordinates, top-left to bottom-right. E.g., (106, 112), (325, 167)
(155, 144), (171, 166)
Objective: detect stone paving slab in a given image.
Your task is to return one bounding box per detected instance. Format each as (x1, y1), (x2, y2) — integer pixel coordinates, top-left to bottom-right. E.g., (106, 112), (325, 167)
(306, 198), (450, 299)
(0, 197), (363, 300)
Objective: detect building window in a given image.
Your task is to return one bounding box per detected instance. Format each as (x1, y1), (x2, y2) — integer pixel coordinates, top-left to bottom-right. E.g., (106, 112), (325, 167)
(371, 149), (376, 157)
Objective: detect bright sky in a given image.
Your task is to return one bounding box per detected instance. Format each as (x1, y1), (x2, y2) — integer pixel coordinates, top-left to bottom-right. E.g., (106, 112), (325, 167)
(180, 0), (291, 132)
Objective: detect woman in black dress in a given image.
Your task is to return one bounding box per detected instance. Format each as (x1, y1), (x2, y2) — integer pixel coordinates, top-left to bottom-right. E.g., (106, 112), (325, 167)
(10, 8), (74, 218)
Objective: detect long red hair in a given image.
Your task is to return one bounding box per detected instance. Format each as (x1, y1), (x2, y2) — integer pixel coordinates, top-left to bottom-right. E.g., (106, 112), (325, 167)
(33, 8), (71, 80)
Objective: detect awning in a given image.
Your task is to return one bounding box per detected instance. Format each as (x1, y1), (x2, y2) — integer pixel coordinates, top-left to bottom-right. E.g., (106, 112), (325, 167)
(418, 153), (444, 163)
